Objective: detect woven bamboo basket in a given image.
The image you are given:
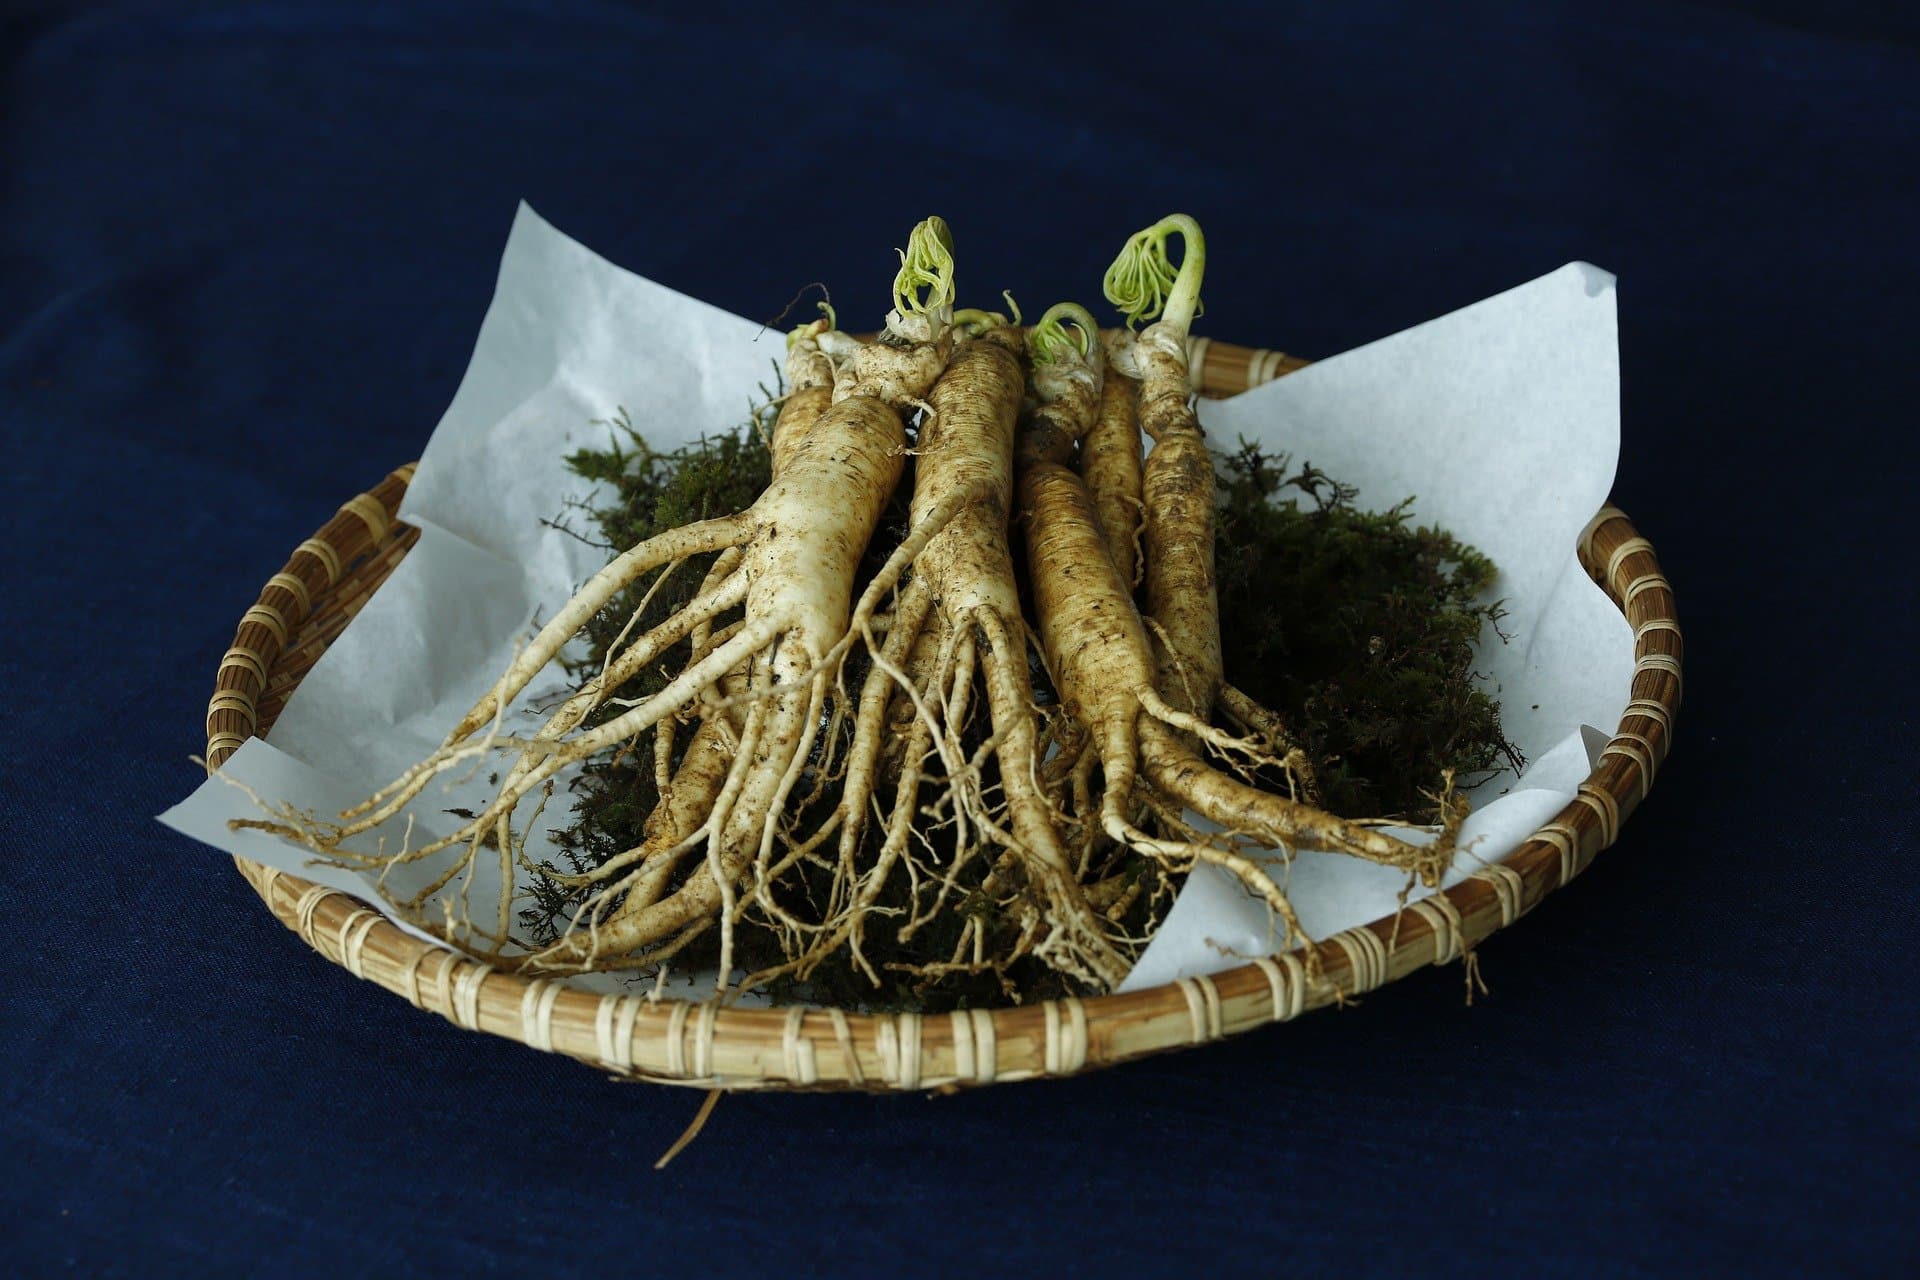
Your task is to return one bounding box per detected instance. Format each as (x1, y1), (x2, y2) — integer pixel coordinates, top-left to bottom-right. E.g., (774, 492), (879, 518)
(203, 338), (1681, 1092)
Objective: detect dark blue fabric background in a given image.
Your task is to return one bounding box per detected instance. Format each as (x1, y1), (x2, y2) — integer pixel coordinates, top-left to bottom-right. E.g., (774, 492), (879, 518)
(4, 2), (1916, 1274)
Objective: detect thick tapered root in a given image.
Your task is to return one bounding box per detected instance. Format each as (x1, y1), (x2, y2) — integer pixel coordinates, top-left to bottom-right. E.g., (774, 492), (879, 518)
(1139, 412), (1224, 718)
(1082, 345), (1144, 587)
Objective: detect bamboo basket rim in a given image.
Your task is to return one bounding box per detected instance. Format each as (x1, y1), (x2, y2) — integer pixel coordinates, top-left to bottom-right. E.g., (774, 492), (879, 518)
(203, 336), (1681, 1093)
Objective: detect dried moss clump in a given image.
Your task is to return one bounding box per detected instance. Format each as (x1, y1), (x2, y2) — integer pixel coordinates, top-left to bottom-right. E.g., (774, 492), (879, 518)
(1214, 441), (1521, 820)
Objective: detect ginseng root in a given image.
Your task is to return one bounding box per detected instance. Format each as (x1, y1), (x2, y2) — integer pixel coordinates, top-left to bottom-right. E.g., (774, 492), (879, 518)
(1106, 215), (1459, 882)
(237, 213), (1488, 1003)
(1082, 330), (1144, 588)
(767, 314), (1130, 992)
(261, 219), (965, 982)
(1018, 302), (1458, 958)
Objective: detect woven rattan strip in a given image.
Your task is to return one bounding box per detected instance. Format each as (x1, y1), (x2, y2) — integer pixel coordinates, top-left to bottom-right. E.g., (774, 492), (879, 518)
(209, 341), (1679, 1092)
(205, 463), (416, 776)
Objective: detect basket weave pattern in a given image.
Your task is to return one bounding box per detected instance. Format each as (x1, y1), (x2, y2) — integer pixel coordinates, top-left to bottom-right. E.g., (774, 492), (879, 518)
(204, 341), (1681, 1092)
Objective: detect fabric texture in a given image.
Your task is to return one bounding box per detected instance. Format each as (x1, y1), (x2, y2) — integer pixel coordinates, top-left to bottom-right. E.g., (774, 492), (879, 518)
(3, 2), (1915, 1274)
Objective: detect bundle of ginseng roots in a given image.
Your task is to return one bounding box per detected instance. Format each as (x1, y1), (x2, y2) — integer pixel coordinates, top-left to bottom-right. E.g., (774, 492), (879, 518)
(253, 215), (1473, 1009)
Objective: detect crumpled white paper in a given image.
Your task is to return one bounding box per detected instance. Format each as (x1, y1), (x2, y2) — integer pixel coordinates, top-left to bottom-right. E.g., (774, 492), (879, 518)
(160, 203), (1631, 999)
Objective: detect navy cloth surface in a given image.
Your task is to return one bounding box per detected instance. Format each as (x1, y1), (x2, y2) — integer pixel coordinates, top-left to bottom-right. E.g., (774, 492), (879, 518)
(4, 3), (1917, 1275)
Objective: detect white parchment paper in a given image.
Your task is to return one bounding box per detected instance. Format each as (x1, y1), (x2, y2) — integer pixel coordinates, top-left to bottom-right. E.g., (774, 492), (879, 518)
(160, 204), (1631, 998)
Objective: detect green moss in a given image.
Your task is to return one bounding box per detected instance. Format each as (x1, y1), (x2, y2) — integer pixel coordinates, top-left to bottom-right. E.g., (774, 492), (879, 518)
(1213, 441), (1521, 820)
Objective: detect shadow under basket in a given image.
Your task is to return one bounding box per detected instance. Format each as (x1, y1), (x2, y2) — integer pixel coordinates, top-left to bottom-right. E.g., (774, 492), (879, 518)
(203, 337), (1681, 1093)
